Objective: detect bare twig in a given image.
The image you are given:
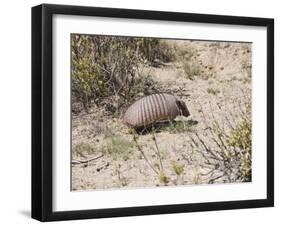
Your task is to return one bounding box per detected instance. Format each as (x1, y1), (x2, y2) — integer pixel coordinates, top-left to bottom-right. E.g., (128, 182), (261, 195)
(152, 133), (164, 172)
(72, 154), (104, 165)
(133, 134), (159, 175)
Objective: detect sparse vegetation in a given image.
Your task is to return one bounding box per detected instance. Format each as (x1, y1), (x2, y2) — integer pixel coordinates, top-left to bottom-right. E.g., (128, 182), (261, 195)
(102, 136), (133, 160)
(159, 171), (170, 185)
(183, 61), (202, 80)
(171, 161), (185, 185)
(193, 172), (202, 184)
(183, 100), (252, 183)
(241, 60), (252, 83)
(172, 161), (185, 176)
(139, 38), (176, 64)
(132, 133), (171, 186)
(175, 46), (203, 80)
(134, 120), (196, 135)
(72, 38), (252, 190)
(207, 88), (220, 95)
(73, 143), (98, 158)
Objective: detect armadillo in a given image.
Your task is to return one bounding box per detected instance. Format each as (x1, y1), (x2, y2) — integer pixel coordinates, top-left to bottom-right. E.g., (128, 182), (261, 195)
(123, 93), (190, 128)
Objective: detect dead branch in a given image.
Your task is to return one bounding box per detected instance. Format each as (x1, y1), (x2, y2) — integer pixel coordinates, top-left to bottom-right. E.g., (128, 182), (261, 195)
(72, 154), (104, 165)
(133, 134), (159, 175)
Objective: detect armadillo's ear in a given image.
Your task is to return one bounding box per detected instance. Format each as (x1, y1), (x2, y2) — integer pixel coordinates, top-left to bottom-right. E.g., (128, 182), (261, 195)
(176, 100), (190, 117)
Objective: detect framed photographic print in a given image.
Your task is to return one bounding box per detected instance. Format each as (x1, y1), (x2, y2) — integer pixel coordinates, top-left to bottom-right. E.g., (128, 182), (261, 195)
(31, 4), (274, 221)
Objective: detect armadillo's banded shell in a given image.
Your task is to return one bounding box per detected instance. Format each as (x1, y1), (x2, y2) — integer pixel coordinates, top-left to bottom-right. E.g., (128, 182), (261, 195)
(123, 93), (182, 128)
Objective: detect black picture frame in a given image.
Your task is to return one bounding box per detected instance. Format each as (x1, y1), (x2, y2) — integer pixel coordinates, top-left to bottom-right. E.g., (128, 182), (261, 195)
(32, 3), (274, 222)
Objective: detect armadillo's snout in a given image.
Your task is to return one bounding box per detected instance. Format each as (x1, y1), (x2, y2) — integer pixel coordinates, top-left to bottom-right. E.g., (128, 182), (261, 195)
(176, 100), (190, 117)
(182, 102), (190, 117)
(181, 108), (190, 117)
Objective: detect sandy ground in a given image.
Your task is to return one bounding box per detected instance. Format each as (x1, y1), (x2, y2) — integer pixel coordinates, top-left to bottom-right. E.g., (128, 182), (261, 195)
(71, 40), (251, 191)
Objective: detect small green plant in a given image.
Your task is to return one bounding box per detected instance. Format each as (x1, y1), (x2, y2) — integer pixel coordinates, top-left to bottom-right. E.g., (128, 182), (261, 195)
(172, 162), (185, 176)
(172, 161), (185, 185)
(169, 121), (194, 133)
(193, 172), (201, 184)
(207, 88), (220, 95)
(72, 143), (98, 158)
(227, 119), (251, 151)
(183, 61), (201, 80)
(159, 171), (170, 185)
(103, 136), (133, 160)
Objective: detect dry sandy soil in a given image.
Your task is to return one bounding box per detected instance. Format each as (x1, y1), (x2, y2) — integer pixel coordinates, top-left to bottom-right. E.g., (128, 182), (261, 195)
(71, 40), (251, 191)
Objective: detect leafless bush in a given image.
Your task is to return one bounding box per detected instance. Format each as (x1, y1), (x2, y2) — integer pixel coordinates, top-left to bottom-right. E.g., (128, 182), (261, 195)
(176, 46), (204, 80)
(133, 133), (170, 185)
(183, 98), (251, 184)
(135, 38), (176, 65)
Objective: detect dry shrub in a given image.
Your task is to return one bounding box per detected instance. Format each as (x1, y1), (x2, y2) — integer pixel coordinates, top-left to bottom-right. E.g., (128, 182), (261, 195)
(182, 61), (202, 80)
(176, 46), (203, 80)
(71, 35), (174, 113)
(183, 99), (252, 183)
(137, 39), (176, 64)
(72, 35), (141, 111)
(72, 143), (97, 158)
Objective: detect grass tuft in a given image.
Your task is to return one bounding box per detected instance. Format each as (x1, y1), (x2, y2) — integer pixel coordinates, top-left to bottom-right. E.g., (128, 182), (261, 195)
(102, 136), (133, 160)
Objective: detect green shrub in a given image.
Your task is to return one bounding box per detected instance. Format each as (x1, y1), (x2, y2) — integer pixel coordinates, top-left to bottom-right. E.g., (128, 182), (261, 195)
(71, 35), (174, 112)
(226, 118), (252, 181)
(227, 119), (251, 151)
(159, 171), (170, 185)
(72, 35), (140, 110)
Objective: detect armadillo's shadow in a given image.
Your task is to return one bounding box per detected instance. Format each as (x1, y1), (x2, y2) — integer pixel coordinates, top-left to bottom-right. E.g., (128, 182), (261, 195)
(135, 119), (198, 135)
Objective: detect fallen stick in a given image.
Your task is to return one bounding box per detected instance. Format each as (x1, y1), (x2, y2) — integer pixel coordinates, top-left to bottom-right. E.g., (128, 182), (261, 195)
(72, 154), (104, 165)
